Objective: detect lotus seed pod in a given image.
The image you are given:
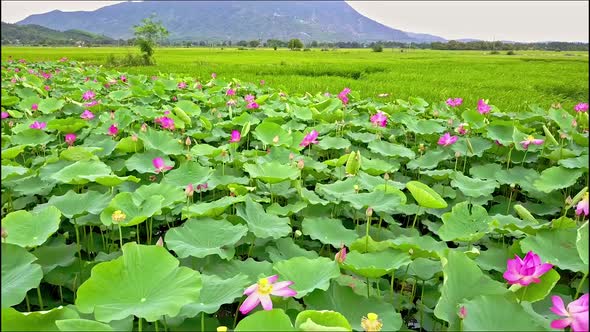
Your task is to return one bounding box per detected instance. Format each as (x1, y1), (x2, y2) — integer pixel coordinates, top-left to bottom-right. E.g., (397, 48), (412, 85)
(112, 210), (127, 223)
(565, 196), (573, 205)
(361, 312), (383, 332)
(294, 230), (302, 238)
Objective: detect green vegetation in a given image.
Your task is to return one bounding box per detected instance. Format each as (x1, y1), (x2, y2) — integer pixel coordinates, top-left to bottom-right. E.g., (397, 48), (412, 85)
(1, 46), (587, 111)
(0, 22), (115, 46)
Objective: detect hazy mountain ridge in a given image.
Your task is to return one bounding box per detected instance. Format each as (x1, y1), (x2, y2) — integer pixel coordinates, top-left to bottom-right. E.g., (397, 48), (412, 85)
(1, 22), (114, 45)
(16, 1), (446, 43)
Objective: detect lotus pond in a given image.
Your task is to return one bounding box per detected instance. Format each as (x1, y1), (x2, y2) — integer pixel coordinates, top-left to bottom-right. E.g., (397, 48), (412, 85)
(0, 59), (589, 332)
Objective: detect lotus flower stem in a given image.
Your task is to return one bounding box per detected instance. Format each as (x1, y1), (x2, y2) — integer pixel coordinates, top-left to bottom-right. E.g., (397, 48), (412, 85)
(73, 218), (83, 282)
(420, 280), (425, 331)
(36, 287), (44, 310)
(155, 320), (159, 332)
(506, 189), (515, 214)
(411, 213), (419, 229)
(25, 294), (31, 312)
(521, 150), (529, 164)
(520, 286), (528, 303)
(59, 285), (63, 304)
(390, 272), (395, 302)
(136, 225), (140, 244)
(138, 317), (142, 332)
(118, 224), (123, 248)
(366, 277), (370, 297)
(201, 312), (205, 332)
(506, 146), (514, 169)
(575, 271), (588, 299)
(233, 298), (245, 328)
(377, 216), (383, 240)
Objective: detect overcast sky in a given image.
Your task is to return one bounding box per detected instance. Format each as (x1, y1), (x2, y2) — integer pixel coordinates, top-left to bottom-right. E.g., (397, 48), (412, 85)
(1, 1), (588, 42)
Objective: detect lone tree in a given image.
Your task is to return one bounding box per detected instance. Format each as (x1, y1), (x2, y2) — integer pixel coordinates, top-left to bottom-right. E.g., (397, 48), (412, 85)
(133, 15), (169, 64)
(288, 38), (303, 50)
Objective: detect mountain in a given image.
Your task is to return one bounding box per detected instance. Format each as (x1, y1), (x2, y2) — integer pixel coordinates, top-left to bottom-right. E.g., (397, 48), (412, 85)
(1, 22), (114, 45)
(16, 0), (446, 43)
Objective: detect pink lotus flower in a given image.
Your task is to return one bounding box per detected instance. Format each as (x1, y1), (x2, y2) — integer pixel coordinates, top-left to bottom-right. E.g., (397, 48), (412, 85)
(151, 76), (158, 80)
(574, 103), (589, 113)
(185, 184), (194, 197)
(44, 85), (51, 91)
(226, 89), (236, 96)
(120, 75), (127, 82)
(230, 130), (241, 143)
(477, 99), (491, 114)
(370, 111), (388, 127)
(59, 57), (68, 62)
(107, 124), (118, 136)
(155, 116), (175, 130)
(14, 68), (20, 72)
(177, 81), (187, 89)
(84, 100), (99, 107)
(520, 135), (544, 150)
(335, 245), (347, 263)
(31, 104), (38, 111)
(446, 98), (463, 107)
(80, 110), (95, 120)
(456, 123), (468, 135)
(41, 72), (52, 79)
(211, 73), (217, 79)
(82, 90), (96, 101)
(458, 306), (467, 319)
(1, 112), (9, 119)
(30, 121), (46, 130)
(197, 84), (203, 90)
(550, 294), (588, 332)
(153, 157), (173, 173)
(196, 183), (208, 191)
(338, 87), (351, 105)
(246, 102), (259, 109)
(300, 130), (319, 147)
(238, 275), (297, 315)
(227, 99), (237, 107)
(244, 94), (255, 103)
(65, 133), (76, 146)
(503, 251), (553, 286)
(438, 132), (458, 146)
(260, 80), (265, 85)
(576, 193), (589, 216)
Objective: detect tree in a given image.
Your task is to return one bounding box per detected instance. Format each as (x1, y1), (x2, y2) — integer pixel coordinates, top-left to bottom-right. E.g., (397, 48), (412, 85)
(310, 40), (318, 48)
(288, 38), (303, 50)
(371, 43), (383, 52)
(133, 15), (169, 64)
(248, 40), (260, 48)
(237, 40), (248, 47)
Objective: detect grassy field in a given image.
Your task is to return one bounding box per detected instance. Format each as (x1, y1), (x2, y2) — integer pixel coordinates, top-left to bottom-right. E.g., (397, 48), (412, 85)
(2, 46), (588, 111)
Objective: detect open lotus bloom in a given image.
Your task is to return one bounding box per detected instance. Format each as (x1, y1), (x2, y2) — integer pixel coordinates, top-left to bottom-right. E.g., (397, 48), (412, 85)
(574, 102), (588, 112)
(503, 251), (553, 286)
(370, 111), (388, 127)
(576, 193), (589, 216)
(550, 294), (588, 332)
(230, 130), (241, 142)
(477, 99), (491, 114)
(80, 110), (95, 119)
(239, 275), (296, 315)
(64, 133), (76, 146)
(152, 157), (173, 173)
(520, 135), (544, 150)
(29, 121), (46, 130)
(82, 90), (96, 101)
(438, 132), (458, 146)
(300, 130), (319, 147)
(446, 97), (463, 107)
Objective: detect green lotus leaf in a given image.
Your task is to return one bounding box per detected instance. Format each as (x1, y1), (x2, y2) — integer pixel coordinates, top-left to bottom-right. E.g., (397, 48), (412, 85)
(51, 160), (113, 184)
(389, 234), (447, 259)
(438, 202), (490, 242)
(138, 129), (184, 155)
(202, 258), (273, 284)
(1, 306), (79, 331)
(100, 192), (164, 227)
(407, 119), (445, 134)
(304, 282), (403, 332)
(75, 242), (202, 322)
(43, 190), (111, 218)
(342, 249), (411, 278)
(511, 269), (560, 303)
(1, 145), (27, 159)
(559, 154), (589, 169)
(55, 319), (114, 331)
(177, 274), (250, 317)
(461, 295), (547, 331)
(47, 118), (87, 133)
(95, 174), (140, 187)
(520, 228), (588, 272)
(162, 161), (212, 187)
(1, 206), (61, 248)
(183, 195), (246, 218)
(361, 157), (399, 175)
(533, 166), (583, 193)
(1, 243), (43, 308)
(59, 146), (101, 161)
(165, 218), (248, 260)
(406, 180), (448, 209)
(578, 221), (589, 265)
(11, 129), (53, 145)
(513, 204), (538, 224)
(266, 237), (319, 262)
(134, 182), (185, 208)
(302, 217), (358, 247)
(32, 238), (77, 274)
(115, 137), (144, 153)
(125, 150), (174, 174)
(433, 251), (509, 326)
(244, 161), (300, 184)
(1, 164), (30, 180)
(236, 196), (291, 239)
(341, 190), (404, 214)
(407, 150), (452, 170)
(38, 97), (65, 113)
(407, 258), (442, 280)
(368, 140), (415, 159)
(295, 310), (352, 331)
(235, 309), (295, 332)
(176, 100), (201, 117)
(317, 136), (351, 150)
(316, 177), (357, 202)
(253, 121), (291, 146)
(273, 256), (341, 298)
(461, 109), (486, 128)
(485, 122), (516, 145)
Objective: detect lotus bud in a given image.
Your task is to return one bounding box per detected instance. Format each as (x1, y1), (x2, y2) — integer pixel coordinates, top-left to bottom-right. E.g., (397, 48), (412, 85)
(294, 229), (302, 238)
(366, 207), (373, 217)
(510, 183), (516, 189)
(565, 196), (573, 206)
(141, 123), (148, 132)
(455, 151), (461, 158)
(155, 236), (164, 247)
(289, 153), (295, 161)
(335, 245), (347, 263)
(419, 143), (425, 153)
(458, 306), (467, 319)
(361, 313), (383, 332)
(131, 134), (138, 142)
(185, 136), (192, 146)
(432, 110), (439, 117)
(354, 184), (360, 193)
(560, 132), (567, 139)
(273, 135), (279, 144)
(185, 184), (194, 197)
(112, 210), (126, 223)
(110, 111), (115, 120)
(8, 121), (14, 127)
(384, 173), (390, 180)
(297, 159), (305, 170)
(572, 119), (578, 127)
(447, 118), (454, 126)
(1, 227), (7, 239)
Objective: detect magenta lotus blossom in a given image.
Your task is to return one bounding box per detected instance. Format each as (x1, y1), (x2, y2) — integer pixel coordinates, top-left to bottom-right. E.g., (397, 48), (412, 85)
(185, 184), (194, 197)
(550, 294), (588, 332)
(458, 306), (467, 319)
(120, 75), (127, 82)
(246, 102), (259, 109)
(446, 98), (463, 107)
(59, 57), (68, 62)
(503, 251), (553, 286)
(41, 72), (52, 79)
(65, 133), (76, 146)
(153, 157), (173, 173)
(477, 99), (491, 114)
(230, 130), (241, 143)
(80, 110), (95, 120)
(31, 104), (38, 111)
(438, 132), (458, 146)
(335, 245), (347, 263)
(370, 111), (388, 127)
(196, 183), (208, 191)
(574, 103), (589, 113)
(226, 89), (236, 96)
(1, 112), (9, 119)
(177, 81), (187, 89)
(107, 124), (118, 136)
(260, 79), (265, 85)
(520, 135), (544, 150)
(338, 87), (351, 105)
(239, 275), (297, 315)
(29, 121), (46, 130)
(155, 116), (175, 130)
(44, 85), (51, 91)
(84, 100), (99, 107)
(211, 72), (217, 79)
(576, 193), (589, 216)
(457, 123), (468, 135)
(82, 90), (96, 101)
(244, 94), (255, 103)
(300, 130), (319, 147)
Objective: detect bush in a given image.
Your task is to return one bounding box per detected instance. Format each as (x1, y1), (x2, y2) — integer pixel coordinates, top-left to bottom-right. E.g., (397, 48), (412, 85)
(105, 53), (153, 67)
(321, 48), (329, 51)
(506, 50), (516, 55)
(372, 44), (384, 52)
(303, 48), (311, 52)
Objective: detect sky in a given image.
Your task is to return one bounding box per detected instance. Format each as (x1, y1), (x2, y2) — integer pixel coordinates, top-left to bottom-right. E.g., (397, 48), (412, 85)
(1, 1), (588, 42)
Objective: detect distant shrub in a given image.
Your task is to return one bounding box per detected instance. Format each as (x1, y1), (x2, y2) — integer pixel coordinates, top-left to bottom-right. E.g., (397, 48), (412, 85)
(490, 50), (500, 55)
(237, 47), (248, 50)
(273, 46), (277, 50)
(506, 50), (516, 55)
(105, 53), (153, 67)
(321, 48), (329, 51)
(372, 44), (384, 52)
(303, 48), (311, 52)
